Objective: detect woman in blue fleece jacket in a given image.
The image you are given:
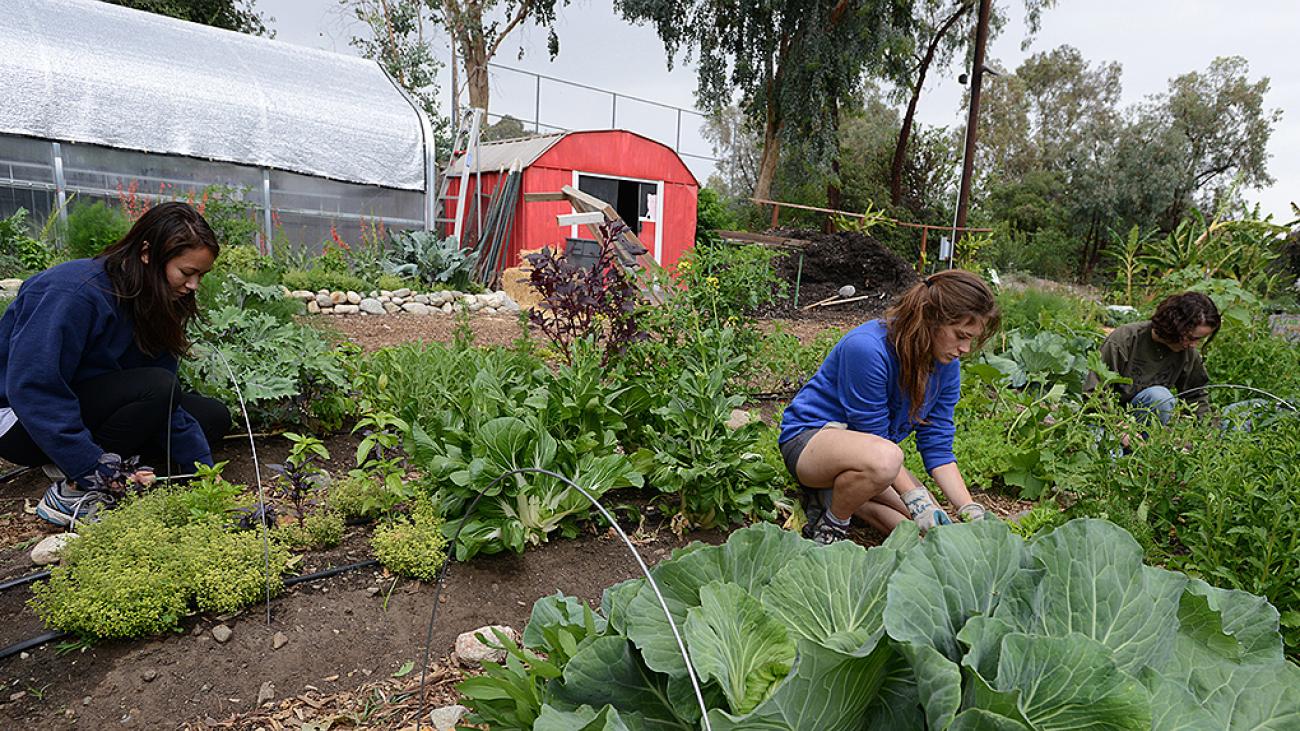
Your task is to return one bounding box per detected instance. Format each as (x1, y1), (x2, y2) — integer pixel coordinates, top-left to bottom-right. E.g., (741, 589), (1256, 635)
(0, 202), (230, 527)
(780, 269), (999, 544)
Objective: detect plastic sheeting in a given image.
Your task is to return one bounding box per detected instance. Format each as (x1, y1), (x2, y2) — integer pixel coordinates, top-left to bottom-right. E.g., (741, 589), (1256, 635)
(0, 0), (428, 191)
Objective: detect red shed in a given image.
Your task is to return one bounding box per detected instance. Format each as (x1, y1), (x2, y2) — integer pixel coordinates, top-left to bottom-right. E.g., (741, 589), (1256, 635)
(444, 130), (699, 269)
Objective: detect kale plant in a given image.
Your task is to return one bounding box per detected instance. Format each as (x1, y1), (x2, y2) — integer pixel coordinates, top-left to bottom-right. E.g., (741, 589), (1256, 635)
(383, 230), (477, 291)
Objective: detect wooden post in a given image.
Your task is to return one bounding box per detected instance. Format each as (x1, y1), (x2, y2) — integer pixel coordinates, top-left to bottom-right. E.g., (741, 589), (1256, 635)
(770, 202), (780, 229)
(918, 226), (929, 272)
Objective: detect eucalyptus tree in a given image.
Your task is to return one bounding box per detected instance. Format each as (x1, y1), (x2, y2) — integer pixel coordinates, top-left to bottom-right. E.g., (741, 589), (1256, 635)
(618, 0), (915, 201)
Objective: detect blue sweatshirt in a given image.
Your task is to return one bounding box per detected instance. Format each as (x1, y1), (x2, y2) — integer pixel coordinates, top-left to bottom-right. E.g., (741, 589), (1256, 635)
(780, 319), (960, 472)
(0, 258), (213, 484)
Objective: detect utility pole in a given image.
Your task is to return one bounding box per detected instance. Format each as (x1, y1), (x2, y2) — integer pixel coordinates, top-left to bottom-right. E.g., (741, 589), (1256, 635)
(954, 0), (992, 233)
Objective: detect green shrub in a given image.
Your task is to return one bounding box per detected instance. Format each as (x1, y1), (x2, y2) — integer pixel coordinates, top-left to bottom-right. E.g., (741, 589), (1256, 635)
(695, 187), (738, 246)
(64, 201), (130, 259)
(383, 230), (477, 291)
(215, 244), (264, 276)
(1204, 316), (1300, 404)
(201, 186), (261, 249)
(0, 207), (51, 276)
(328, 474), (398, 522)
(29, 489), (290, 640)
(372, 502), (447, 581)
(279, 268), (371, 294)
(276, 510), (345, 550)
(675, 242), (787, 322)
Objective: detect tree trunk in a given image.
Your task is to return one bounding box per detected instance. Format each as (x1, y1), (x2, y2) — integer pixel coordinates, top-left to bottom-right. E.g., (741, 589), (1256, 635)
(753, 113), (781, 204)
(463, 37), (490, 113)
(889, 5), (970, 207)
(825, 97), (842, 233)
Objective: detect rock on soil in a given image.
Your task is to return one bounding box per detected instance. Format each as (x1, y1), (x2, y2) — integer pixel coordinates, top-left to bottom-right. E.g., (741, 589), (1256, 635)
(272, 631), (289, 650)
(454, 625), (518, 666)
(212, 624), (233, 643)
(30, 532), (77, 565)
(767, 227), (919, 315)
(429, 704), (469, 730)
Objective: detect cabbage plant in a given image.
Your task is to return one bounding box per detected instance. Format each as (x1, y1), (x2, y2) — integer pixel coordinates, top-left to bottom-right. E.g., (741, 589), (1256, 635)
(460, 520), (1300, 729)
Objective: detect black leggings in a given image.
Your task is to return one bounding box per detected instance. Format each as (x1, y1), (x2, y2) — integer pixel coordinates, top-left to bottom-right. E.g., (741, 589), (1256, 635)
(0, 367), (231, 470)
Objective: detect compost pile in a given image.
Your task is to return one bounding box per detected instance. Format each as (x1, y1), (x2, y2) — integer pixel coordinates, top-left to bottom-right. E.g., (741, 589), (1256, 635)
(765, 228), (919, 317)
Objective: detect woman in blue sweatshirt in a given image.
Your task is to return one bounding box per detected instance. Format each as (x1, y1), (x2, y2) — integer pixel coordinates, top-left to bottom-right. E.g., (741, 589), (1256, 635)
(780, 269), (999, 544)
(0, 202), (230, 527)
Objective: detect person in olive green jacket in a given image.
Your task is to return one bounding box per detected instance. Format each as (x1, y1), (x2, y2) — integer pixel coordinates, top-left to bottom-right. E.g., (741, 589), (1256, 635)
(1084, 292), (1220, 427)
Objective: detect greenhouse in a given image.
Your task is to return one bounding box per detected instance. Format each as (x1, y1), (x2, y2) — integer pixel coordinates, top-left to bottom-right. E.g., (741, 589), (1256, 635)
(0, 0), (436, 253)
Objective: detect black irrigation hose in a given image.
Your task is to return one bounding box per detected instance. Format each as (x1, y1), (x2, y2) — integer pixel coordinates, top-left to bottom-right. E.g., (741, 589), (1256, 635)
(0, 558), (382, 662)
(0, 466), (36, 485)
(0, 570), (50, 592)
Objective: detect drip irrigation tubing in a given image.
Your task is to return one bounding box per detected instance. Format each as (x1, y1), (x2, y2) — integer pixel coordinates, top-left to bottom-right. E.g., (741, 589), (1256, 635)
(0, 570), (50, 592)
(0, 466), (35, 485)
(414, 467), (713, 731)
(0, 559), (382, 662)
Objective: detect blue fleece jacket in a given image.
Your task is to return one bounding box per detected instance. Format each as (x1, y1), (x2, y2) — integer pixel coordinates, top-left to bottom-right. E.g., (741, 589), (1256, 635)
(0, 258), (213, 484)
(780, 319), (960, 471)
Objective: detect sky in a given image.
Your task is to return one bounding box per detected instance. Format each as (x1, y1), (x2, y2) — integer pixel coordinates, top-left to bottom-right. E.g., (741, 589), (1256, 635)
(259, 0), (1297, 221)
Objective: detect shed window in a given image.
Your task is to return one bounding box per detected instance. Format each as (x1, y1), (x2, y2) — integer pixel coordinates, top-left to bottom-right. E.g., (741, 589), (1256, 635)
(577, 174), (656, 234)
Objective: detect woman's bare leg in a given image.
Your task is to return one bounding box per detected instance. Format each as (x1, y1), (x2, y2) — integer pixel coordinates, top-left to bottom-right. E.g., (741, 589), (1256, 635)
(796, 429), (904, 522)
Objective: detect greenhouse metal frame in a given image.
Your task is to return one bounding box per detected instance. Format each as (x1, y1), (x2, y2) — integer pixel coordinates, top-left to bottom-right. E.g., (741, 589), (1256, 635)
(0, 0), (437, 254)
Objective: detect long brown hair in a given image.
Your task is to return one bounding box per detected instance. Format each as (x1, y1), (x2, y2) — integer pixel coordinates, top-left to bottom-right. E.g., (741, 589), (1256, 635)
(99, 202), (219, 357)
(885, 269), (999, 421)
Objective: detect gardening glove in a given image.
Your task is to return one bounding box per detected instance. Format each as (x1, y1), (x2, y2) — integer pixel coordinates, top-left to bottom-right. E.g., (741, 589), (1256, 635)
(957, 502), (988, 522)
(901, 487), (953, 533)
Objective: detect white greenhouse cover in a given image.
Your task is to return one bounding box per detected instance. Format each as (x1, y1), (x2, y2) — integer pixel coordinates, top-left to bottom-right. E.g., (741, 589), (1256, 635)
(0, 0), (428, 191)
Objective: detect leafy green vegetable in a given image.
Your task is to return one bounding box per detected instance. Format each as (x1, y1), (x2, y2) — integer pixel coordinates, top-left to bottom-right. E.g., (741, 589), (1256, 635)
(461, 519), (1300, 730)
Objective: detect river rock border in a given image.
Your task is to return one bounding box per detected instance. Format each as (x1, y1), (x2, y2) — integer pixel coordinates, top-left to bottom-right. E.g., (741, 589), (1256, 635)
(285, 287), (522, 317)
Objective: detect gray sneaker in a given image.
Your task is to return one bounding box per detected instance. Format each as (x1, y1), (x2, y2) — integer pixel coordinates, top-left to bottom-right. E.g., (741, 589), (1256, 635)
(36, 480), (115, 529)
(809, 514), (849, 546)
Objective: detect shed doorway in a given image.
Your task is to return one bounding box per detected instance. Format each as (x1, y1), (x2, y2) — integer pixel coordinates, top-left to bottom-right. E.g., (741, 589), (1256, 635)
(577, 173), (656, 235)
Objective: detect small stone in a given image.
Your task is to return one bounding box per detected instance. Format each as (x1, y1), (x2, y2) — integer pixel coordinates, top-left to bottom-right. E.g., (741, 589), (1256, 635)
(428, 704), (469, 731)
(9, 691), (26, 701)
(392, 287), (412, 298)
(306, 300), (321, 314)
(0, 278), (24, 292)
(498, 293), (521, 313)
(31, 532), (77, 565)
(291, 290), (314, 300)
(272, 632), (289, 650)
(330, 291), (347, 304)
(402, 302), (430, 315)
(256, 681), (275, 706)
(440, 303), (453, 314)
(414, 294), (430, 305)
(334, 304), (360, 315)
(83, 696), (92, 706)
(19, 652), (29, 660)
(314, 293), (333, 308)
(141, 669), (157, 682)
(346, 291), (362, 305)
(454, 625), (518, 667)
(369, 290), (378, 298)
(212, 624), (233, 643)
(725, 409), (752, 430)
(481, 306), (497, 316)
(366, 587), (381, 597)
(837, 284), (856, 298)
(466, 300), (483, 312)
(383, 302), (400, 314)
(380, 290), (393, 298)
(359, 298), (385, 315)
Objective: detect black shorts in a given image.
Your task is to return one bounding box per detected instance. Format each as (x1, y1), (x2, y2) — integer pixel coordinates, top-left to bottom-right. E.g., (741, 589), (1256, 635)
(778, 422), (847, 481)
